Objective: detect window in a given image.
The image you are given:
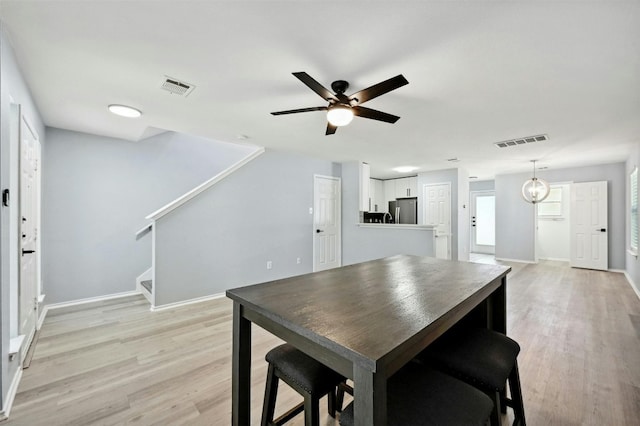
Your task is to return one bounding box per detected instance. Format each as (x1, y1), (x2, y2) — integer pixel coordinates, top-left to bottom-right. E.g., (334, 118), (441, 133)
(538, 186), (563, 218)
(631, 167), (638, 253)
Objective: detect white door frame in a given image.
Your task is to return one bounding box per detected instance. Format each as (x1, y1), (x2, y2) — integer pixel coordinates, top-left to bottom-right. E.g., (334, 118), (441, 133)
(423, 182), (452, 260)
(470, 190), (495, 254)
(313, 175), (341, 272)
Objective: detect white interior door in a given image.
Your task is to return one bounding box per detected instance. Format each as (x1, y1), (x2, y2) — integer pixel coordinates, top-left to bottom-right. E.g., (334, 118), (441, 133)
(19, 116), (40, 362)
(313, 176), (341, 272)
(424, 183), (451, 259)
(470, 191), (495, 254)
(570, 181), (608, 270)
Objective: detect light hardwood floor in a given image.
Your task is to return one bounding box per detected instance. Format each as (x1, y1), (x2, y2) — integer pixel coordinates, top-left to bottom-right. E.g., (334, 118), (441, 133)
(4, 260), (640, 425)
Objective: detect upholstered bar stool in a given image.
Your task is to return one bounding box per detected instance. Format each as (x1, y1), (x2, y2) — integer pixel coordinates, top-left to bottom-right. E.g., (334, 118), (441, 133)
(418, 327), (526, 426)
(261, 343), (346, 426)
(339, 362), (493, 426)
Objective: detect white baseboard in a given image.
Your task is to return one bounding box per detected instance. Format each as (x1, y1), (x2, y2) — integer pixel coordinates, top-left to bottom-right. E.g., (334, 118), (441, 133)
(623, 271), (640, 301)
(44, 290), (141, 312)
(494, 257), (537, 264)
(151, 292), (225, 312)
(0, 366), (23, 421)
(539, 257), (570, 262)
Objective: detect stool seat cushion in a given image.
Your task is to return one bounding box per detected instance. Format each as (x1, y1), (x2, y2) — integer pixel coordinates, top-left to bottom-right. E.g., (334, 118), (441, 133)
(339, 363), (493, 426)
(266, 344), (345, 395)
(420, 327), (520, 391)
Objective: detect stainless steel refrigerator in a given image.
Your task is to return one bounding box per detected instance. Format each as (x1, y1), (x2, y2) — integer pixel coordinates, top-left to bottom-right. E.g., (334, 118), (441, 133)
(389, 198), (417, 224)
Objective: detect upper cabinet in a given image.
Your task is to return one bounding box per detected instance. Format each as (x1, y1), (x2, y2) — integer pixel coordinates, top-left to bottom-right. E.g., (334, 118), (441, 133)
(359, 162), (370, 211)
(394, 176), (418, 198)
(369, 179), (385, 212)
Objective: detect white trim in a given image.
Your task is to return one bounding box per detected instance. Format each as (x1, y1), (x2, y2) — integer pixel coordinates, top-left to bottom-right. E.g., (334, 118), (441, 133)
(135, 223), (153, 239)
(627, 248), (638, 258)
(0, 367), (23, 420)
(44, 290), (141, 311)
(538, 257), (570, 262)
(146, 147), (265, 221)
(623, 271), (640, 300)
(37, 303), (47, 330)
(494, 257), (538, 264)
(150, 292), (225, 312)
(9, 335), (25, 358)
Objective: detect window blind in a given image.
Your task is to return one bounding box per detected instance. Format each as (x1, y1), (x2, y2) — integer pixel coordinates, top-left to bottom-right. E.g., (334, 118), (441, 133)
(631, 168), (638, 251)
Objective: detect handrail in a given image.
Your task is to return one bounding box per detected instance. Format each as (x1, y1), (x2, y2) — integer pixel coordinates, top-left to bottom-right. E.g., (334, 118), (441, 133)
(135, 223), (153, 240)
(145, 147), (265, 221)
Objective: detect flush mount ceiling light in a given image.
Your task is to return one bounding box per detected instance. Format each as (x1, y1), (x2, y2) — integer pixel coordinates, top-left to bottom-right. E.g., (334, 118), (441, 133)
(326, 104), (354, 127)
(108, 104), (142, 118)
(393, 166), (418, 173)
(521, 160), (550, 204)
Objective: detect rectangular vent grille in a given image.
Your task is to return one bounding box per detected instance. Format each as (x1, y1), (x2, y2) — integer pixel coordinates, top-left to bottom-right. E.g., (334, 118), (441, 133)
(494, 134), (548, 148)
(161, 77), (195, 97)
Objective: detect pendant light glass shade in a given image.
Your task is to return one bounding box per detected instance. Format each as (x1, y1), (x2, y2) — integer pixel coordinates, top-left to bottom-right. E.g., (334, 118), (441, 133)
(521, 160), (550, 204)
(327, 104), (354, 127)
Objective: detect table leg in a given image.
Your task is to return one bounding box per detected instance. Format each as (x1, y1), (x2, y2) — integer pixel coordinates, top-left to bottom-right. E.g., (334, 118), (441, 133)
(232, 301), (251, 426)
(353, 366), (387, 426)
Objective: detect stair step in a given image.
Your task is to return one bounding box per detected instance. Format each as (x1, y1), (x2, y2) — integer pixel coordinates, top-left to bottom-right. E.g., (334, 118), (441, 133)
(141, 279), (153, 293)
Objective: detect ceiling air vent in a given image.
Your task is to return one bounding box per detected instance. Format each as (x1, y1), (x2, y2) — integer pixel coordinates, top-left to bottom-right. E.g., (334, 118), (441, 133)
(494, 134), (548, 149)
(160, 76), (195, 97)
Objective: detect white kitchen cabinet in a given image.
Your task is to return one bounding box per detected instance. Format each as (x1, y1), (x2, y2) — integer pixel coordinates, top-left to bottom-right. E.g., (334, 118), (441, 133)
(369, 179), (385, 212)
(395, 176), (418, 198)
(359, 162), (370, 211)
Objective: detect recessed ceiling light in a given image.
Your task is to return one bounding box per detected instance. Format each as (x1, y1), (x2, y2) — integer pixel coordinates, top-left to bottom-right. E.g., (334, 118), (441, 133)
(108, 104), (142, 118)
(393, 166), (418, 173)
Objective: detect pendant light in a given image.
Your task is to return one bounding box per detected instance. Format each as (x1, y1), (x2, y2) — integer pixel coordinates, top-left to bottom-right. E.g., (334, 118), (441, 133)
(521, 160), (550, 204)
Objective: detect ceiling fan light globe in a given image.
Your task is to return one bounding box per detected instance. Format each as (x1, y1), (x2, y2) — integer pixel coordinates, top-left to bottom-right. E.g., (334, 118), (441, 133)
(327, 105), (354, 127)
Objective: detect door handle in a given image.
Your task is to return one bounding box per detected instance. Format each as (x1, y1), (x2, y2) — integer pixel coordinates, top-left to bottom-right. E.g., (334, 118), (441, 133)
(22, 249), (35, 256)
(598, 228), (606, 232)
(316, 229), (324, 233)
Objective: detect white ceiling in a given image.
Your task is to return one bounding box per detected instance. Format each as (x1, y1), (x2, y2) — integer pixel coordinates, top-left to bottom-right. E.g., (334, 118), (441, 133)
(2, 1), (639, 179)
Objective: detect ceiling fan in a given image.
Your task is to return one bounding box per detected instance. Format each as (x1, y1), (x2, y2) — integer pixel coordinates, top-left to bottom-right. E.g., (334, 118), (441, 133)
(271, 72), (409, 135)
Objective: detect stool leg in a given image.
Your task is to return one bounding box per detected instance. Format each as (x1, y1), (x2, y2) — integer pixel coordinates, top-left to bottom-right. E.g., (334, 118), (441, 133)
(303, 392), (320, 426)
(261, 364), (279, 426)
(489, 390), (502, 426)
(508, 361), (526, 426)
(327, 388), (336, 417)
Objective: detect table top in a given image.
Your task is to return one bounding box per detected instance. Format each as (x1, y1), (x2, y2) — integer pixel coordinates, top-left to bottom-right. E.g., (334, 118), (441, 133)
(227, 255), (510, 374)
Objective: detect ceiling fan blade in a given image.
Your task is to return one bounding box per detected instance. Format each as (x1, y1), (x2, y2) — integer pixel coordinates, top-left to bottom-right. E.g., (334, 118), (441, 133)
(293, 72), (339, 102)
(352, 106), (400, 123)
(271, 106), (328, 115)
(349, 74), (408, 105)
(325, 123), (337, 135)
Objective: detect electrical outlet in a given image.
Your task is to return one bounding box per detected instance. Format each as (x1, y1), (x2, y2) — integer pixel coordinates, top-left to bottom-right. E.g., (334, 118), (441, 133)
(296, 257), (301, 264)
(266, 261), (272, 270)
(309, 207), (313, 215)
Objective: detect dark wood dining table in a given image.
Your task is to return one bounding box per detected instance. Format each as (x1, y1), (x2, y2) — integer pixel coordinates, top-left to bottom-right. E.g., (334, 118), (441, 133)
(226, 254), (511, 426)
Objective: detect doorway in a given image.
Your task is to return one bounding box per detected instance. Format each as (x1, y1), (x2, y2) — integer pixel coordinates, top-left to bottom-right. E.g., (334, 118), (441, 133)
(313, 175), (341, 272)
(569, 181), (608, 270)
(423, 183), (451, 260)
(470, 191), (495, 255)
(19, 114), (41, 363)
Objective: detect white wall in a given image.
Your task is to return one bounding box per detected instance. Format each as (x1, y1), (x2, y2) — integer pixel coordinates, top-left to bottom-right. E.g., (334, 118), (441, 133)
(0, 26), (46, 414)
(42, 128), (257, 304)
(153, 149), (340, 306)
(536, 183), (570, 261)
(496, 162), (626, 269)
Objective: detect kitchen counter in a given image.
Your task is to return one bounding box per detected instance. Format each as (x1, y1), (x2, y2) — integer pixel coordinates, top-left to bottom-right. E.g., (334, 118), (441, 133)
(358, 223), (435, 230)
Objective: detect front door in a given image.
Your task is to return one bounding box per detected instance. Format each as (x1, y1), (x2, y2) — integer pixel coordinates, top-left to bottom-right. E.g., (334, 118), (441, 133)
(570, 181), (608, 270)
(470, 191), (496, 254)
(424, 183), (451, 260)
(313, 175), (341, 272)
(19, 116), (40, 362)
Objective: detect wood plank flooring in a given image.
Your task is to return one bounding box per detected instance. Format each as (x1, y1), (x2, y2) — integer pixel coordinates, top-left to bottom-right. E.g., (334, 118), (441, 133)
(4, 260), (640, 425)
